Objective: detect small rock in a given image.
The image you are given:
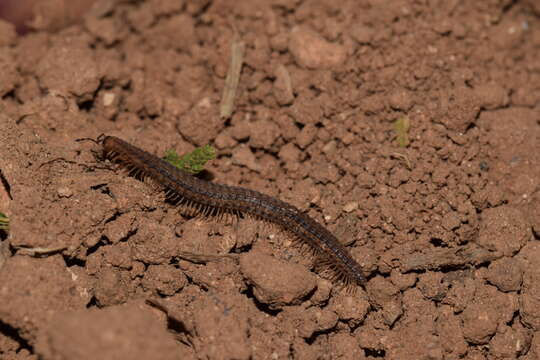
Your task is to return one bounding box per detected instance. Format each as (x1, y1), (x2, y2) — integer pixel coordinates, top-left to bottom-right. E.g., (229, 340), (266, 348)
(461, 285), (517, 344)
(436, 307), (468, 357)
(297, 308), (339, 338)
(288, 26), (347, 69)
(131, 222), (178, 264)
(310, 162), (340, 184)
(322, 140), (337, 155)
(36, 39), (100, 99)
(249, 119), (281, 149)
(367, 276), (400, 307)
(489, 324), (529, 358)
(329, 333), (365, 359)
(240, 252), (316, 309)
(477, 206), (530, 256)
(103, 213), (137, 244)
(141, 264), (187, 296)
(527, 329), (540, 359)
(273, 65), (294, 105)
(192, 295), (251, 360)
(85, 17), (122, 46)
(278, 143), (300, 163)
(94, 267), (129, 306)
(214, 131), (237, 149)
(310, 278), (332, 305)
(388, 88), (414, 111)
(57, 187), (73, 198)
(350, 25), (375, 44)
(232, 145), (261, 172)
(520, 266), (540, 330)
(102, 92), (116, 106)
(485, 258), (523, 292)
(380, 298), (403, 326)
(475, 83), (508, 110)
(417, 272), (448, 301)
(329, 294), (370, 325)
(103, 243), (132, 269)
(312, 308), (339, 332)
(270, 33), (289, 52)
(389, 269), (417, 291)
(441, 211), (461, 231)
(342, 202), (359, 213)
(295, 124), (317, 149)
(461, 303), (499, 344)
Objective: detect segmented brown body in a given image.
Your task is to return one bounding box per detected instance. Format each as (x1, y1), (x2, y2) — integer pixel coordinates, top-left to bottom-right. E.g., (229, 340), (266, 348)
(102, 136), (366, 287)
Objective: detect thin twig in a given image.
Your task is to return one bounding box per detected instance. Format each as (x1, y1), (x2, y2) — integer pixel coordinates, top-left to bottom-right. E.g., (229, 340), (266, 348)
(176, 250), (237, 264)
(15, 245), (67, 257)
(220, 33), (245, 119)
(391, 152), (412, 170)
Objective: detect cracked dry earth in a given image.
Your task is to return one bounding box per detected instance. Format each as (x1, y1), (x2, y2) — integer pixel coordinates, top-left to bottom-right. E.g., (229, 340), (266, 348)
(0, 0), (540, 359)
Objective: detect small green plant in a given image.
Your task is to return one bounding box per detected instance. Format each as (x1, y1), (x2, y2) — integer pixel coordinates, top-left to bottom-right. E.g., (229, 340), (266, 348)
(394, 115), (410, 148)
(164, 145), (216, 174)
(0, 212), (9, 231)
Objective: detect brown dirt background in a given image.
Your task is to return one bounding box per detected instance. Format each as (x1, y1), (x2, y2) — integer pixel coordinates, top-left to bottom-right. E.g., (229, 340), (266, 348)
(0, 0), (540, 359)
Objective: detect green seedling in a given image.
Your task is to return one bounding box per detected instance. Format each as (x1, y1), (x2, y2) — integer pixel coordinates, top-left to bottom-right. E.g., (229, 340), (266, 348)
(394, 115), (410, 148)
(0, 212), (9, 231)
(164, 145), (216, 174)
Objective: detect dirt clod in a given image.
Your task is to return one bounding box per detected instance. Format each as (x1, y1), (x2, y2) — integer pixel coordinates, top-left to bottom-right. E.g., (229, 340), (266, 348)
(477, 206), (530, 256)
(288, 26), (347, 69)
(240, 252), (317, 309)
(35, 302), (186, 360)
(0, 256), (89, 343)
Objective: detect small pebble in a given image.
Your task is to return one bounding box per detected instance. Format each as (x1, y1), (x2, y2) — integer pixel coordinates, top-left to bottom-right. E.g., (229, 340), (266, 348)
(343, 202), (359, 213)
(288, 26), (347, 69)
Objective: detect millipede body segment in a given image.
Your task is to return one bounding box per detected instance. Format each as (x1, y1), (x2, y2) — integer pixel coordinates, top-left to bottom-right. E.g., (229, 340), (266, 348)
(101, 135), (366, 288)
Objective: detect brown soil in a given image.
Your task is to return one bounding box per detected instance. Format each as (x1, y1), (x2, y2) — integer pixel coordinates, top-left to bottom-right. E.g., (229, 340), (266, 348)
(1, 0), (540, 359)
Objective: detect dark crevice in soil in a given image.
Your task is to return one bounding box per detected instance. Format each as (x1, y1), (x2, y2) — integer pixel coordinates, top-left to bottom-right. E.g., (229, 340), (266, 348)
(233, 242), (252, 254)
(145, 299), (192, 340)
(104, 211), (121, 224)
(1, 89), (16, 102)
(78, 98), (96, 112)
(501, 0), (519, 13)
(364, 348), (386, 358)
(117, 228), (138, 243)
(167, 316), (191, 340)
(429, 237), (448, 248)
(0, 320), (32, 353)
(85, 296), (99, 309)
(244, 286), (281, 316)
(90, 183), (113, 197)
(304, 326), (340, 345)
(64, 255), (86, 268)
(0, 169), (12, 200)
(85, 236), (107, 257)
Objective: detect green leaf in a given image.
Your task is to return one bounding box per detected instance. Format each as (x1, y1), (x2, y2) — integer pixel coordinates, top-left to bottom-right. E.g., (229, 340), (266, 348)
(0, 212), (9, 230)
(394, 116), (410, 148)
(164, 145), (216, 174)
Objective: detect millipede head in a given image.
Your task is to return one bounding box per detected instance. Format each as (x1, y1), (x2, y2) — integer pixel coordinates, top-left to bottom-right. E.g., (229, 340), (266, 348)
(74, 134), (116, 164)
(75, 133), (107, 145)
(96, 133), (106, 144)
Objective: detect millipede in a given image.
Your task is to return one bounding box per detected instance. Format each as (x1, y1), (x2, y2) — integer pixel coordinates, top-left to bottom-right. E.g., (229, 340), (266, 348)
(88, 135), (366, 289)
